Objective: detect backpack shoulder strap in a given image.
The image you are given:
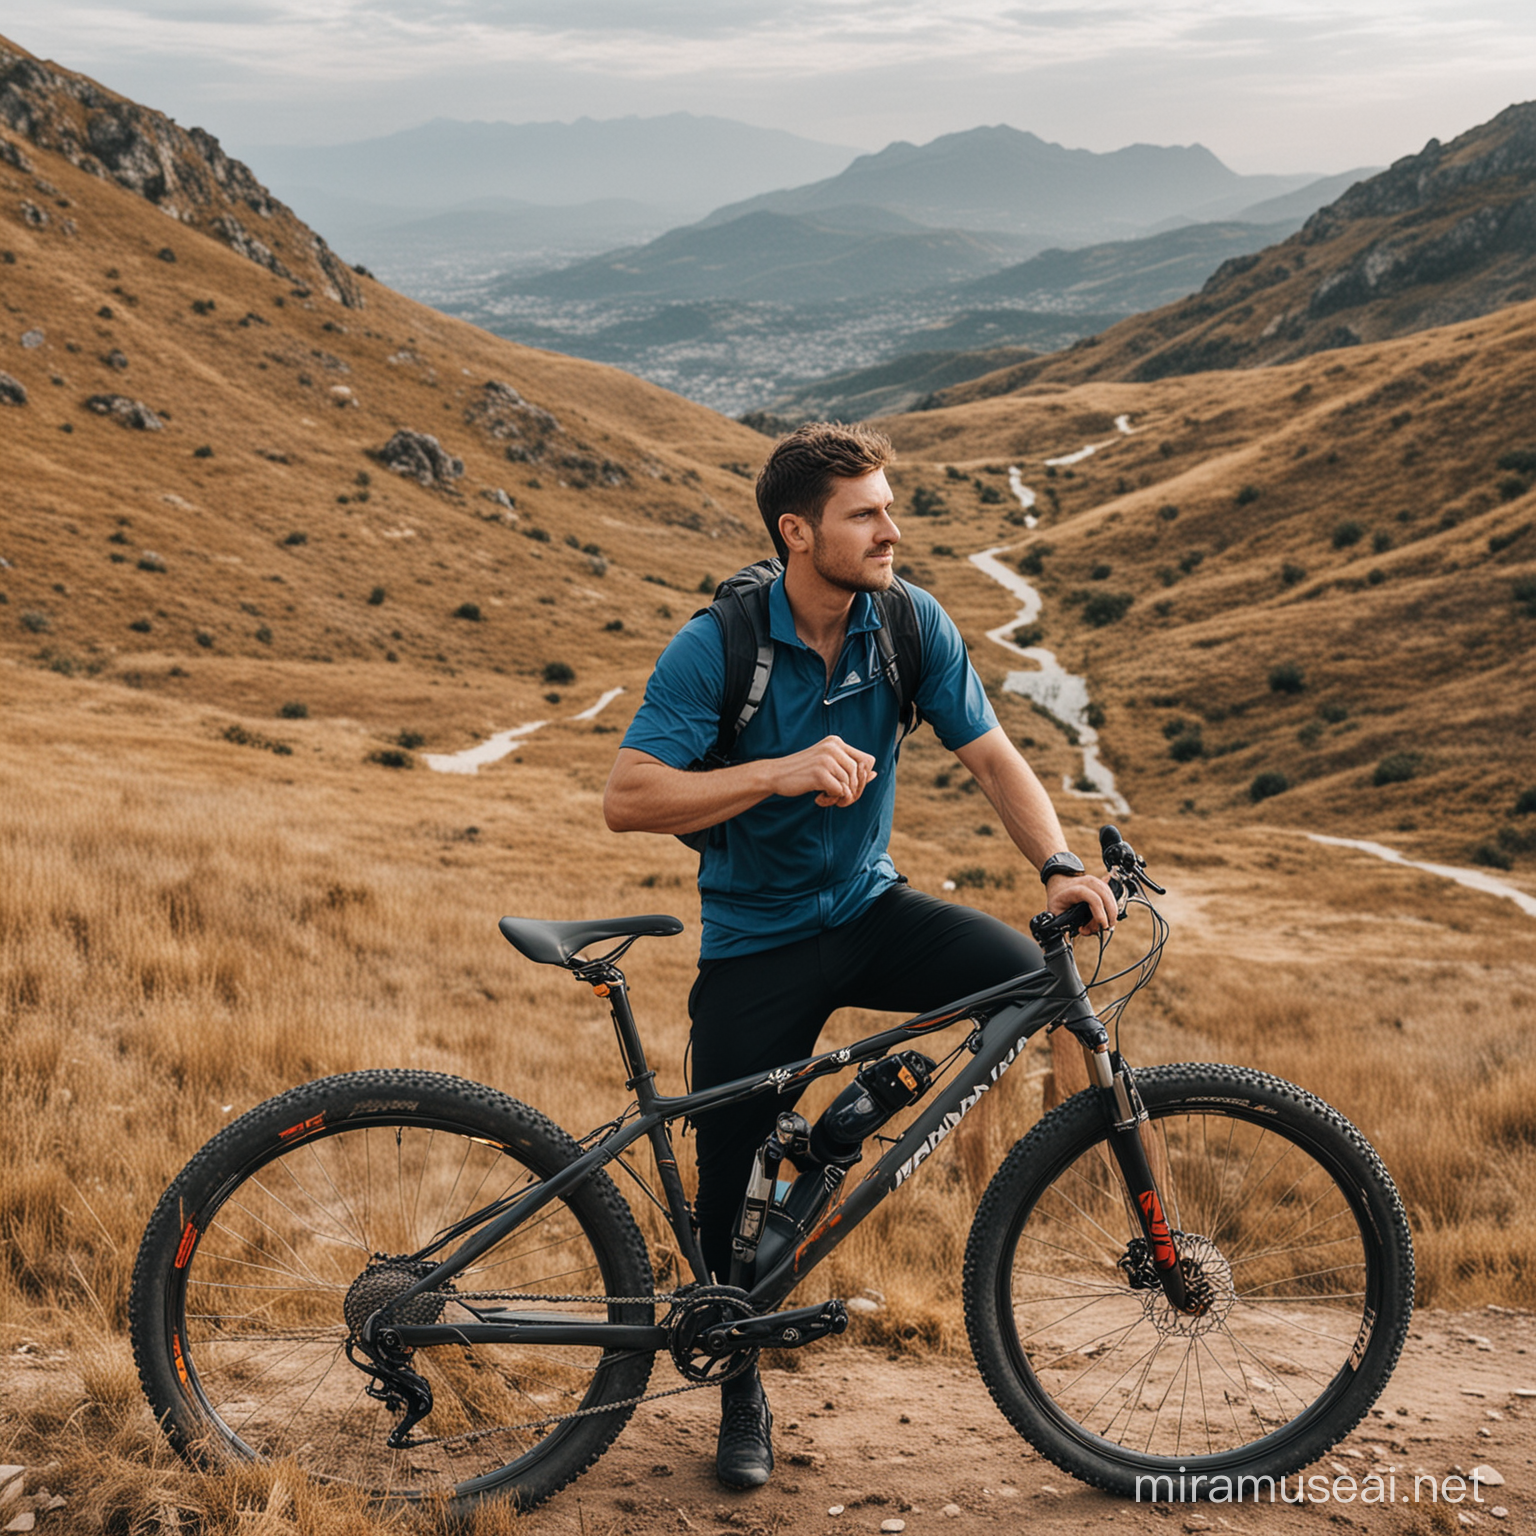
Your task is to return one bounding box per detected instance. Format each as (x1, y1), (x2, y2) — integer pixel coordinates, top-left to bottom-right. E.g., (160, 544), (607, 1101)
(870, 575), (925, 740)
(689, 557), (783, 768)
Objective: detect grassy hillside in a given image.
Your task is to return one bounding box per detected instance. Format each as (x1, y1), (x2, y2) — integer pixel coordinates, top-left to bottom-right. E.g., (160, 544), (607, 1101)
(880, 306), (1536, 865)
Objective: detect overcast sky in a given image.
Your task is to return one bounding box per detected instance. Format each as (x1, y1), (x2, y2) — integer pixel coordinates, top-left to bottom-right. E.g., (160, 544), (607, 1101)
(4, 2), (1533, 174)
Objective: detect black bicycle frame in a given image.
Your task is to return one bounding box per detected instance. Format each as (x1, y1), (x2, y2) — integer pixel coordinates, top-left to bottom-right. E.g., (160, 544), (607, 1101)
(373, 932), (1119, 1354)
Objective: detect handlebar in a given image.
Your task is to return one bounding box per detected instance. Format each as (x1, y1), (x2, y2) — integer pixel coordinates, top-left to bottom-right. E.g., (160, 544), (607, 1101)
(1028, 824), (1164, 945)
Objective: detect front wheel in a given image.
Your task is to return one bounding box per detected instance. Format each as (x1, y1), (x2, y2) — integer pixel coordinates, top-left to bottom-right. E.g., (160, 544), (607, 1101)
(130, 1070), (656, 1513)
(963, 1063), (1413, 1496)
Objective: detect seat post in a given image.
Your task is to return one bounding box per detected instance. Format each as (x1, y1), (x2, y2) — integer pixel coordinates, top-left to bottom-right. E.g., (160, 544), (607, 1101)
(588, 971), (659, 1108)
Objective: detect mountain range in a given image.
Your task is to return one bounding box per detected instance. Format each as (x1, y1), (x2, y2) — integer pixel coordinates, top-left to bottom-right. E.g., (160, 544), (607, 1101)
(921, 100), (1536, 406)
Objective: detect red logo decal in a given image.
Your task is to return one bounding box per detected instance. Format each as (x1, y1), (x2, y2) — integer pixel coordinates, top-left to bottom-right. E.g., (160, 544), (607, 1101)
(1138, 1190), (1177, 1268)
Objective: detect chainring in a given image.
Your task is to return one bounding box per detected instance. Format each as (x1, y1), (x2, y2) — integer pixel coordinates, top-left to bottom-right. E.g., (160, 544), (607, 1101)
(667, 1284), (760, 1384)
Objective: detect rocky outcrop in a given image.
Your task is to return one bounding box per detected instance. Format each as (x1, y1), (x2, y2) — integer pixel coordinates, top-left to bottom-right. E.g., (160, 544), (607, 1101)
(375, 431), (464, 488)
(0, 370), (26, 404)
(85, 393), (162, 429)
(462, 380), (561, 463)
(0, 36), (362, 307)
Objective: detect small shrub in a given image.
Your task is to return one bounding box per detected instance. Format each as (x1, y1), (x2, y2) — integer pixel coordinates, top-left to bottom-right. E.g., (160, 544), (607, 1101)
(1371, 528), (1393, 553)
(278, 701), (308, 719)
(254, 625), (272, 644)
(931, 544), (955, 557)
(1513, 788), (1536, 815)
(223, 724), (292, 756)
(604, 619), (624, 632)
(369, 748), (414, 769)
(1331, 519), (1364, 549)
(945, 466), (964, 481)
(195, 631), (214, 649)
(564, 533), (581, 549)
(1497, 475), (1529, 502)
(1234, 484), (1260, 506)
(1298, 720), (1323, 748)
(697, 575), (715, 594)
(453, 602), (482, 622)
(1470, 842), (1514, 871)
(1319, 702), (1349, 723)
(128, 617), (151, 633)
(1018, 548), (1046, 576)
(1268, 662), (1305, 695)
(193, 444), (213, 458)
(21, 610), (51, 633)
(1169, 732), (1205, 763)
(397, 730), (425, 750)
(1157, 504), (1179, 521)
(1249, 771), (1289, 803)
(544, 692), (561, 704)
(368, 586), (386, 605)
(1280, 561), (1307, 587)
(1373, 752), (1421, 787)
(1011, 623), (1042, 647)
(1082, 591), (1134, 626)
(950, 867), (987, 889)
(1514, 578), (1536, 618)
(1366, 568), (1385, 586)
(1084, 702), (1105, 728)
(190, 298), (215, 315)
(1178, 550), (1204, 574)
(933, 770), (952, 789)
(282, 531), (308, 547)
(1489, 525), (1530, 554)
(1089, 563), (1112, 580)
(977, 484), (1003, 505)
(909, 486), (948, 517)
(543, 661), (576, 686)
(523, 527), (551, 543)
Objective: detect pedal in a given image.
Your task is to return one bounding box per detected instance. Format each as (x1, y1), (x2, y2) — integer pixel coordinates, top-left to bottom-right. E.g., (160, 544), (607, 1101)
(701, 1298), (848, 1353)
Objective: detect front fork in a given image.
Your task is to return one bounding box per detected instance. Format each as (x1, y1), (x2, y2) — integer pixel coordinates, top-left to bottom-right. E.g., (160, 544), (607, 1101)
(1036, 927), (1203, 1317)
(1085, 1044), (1202, 1315)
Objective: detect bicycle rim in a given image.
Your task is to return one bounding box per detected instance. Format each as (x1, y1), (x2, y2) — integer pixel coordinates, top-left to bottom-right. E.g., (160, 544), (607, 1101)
(163, 1113), (645, 1498)
(980, 1067), (1408, 1480)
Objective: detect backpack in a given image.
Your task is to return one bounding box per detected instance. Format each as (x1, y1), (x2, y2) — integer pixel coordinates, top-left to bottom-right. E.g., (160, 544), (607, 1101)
(678, 558), (925, 852)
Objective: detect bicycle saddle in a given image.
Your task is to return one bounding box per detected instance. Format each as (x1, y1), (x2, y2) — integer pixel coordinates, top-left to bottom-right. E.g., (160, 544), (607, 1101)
(497, 914), (684, 966)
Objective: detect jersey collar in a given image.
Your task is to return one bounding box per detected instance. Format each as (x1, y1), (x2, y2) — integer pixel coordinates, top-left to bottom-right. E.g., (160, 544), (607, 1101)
(768, 574), (880, 649)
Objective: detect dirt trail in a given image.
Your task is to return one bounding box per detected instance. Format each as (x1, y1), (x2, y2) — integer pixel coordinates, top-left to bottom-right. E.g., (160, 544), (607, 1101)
(522, 1307), (1534, 1535)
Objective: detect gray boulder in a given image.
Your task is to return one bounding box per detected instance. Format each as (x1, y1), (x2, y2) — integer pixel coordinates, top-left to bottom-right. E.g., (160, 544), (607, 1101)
(85, 393), (163, 429)
(376, 430), (464, 488)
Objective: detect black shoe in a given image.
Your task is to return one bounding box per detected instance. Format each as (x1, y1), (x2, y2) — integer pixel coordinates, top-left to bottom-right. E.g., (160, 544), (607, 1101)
(716, 1371), (773, 1489)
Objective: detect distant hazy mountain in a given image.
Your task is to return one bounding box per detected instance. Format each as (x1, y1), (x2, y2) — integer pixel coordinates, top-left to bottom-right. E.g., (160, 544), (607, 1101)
(1231, 169), (1379, 225)
(697, 126), (1318, 244)
(505, 207), (1036, 303)
(923, 100), (1536, 402)
(239, 115), (861, 224)
(961, 220), (1299, 312)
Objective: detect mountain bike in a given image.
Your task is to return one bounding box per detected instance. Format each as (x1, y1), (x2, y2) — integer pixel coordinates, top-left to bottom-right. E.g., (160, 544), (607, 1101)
(130, 826), (1414, 1516)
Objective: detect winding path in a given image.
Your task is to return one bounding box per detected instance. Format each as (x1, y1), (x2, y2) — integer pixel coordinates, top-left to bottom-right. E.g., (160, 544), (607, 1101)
(423, 687), (624, 774)
(1307, 835), (1536, 920)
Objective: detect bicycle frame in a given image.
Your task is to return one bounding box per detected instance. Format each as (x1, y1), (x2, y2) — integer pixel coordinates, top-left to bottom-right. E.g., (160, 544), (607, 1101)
(370, 929), (1121, 1359)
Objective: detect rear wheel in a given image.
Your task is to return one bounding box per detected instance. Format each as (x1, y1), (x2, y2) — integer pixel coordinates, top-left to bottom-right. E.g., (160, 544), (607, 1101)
(130, 1070), (655, 1512)
(963, 1064), (1413, 1496)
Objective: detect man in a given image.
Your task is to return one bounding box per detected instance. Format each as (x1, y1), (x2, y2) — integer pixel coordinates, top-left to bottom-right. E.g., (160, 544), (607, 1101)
(604, 422), (1114, 1489)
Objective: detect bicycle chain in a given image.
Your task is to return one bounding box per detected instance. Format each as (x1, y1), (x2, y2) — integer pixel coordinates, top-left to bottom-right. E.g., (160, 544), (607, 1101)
(381, 1288), (723, 1453)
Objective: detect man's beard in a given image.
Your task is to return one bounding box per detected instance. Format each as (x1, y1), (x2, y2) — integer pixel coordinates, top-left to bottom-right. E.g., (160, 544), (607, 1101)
(810, 539), (897, 593)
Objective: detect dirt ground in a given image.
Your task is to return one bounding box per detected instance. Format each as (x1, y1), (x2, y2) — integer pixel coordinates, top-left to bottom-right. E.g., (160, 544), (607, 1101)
(500, 1307), (1536, 1536)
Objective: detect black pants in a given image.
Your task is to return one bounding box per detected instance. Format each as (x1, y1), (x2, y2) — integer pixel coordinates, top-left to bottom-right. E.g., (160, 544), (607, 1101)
(687, 882), (1042, 1279)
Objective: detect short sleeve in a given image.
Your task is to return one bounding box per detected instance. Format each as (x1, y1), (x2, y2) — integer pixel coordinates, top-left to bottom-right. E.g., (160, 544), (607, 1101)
(907, 583), (998, 751)
(620, 614), (728, 769)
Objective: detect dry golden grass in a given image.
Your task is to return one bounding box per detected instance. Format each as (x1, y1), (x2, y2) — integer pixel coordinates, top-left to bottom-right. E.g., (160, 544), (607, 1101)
(4, 63), (1536, 1527)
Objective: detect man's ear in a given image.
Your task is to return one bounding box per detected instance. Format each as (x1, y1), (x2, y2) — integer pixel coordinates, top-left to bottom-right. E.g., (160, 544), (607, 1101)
(779, 512), (813, 555)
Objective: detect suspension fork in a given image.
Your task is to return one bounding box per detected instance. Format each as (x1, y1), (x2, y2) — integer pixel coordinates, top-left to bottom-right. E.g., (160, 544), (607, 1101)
(1035, 927), (1200, 1317)
(1085, 1042), (1202, 1315)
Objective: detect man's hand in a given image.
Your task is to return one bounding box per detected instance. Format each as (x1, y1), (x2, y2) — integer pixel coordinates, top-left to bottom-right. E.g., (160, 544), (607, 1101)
(771, 734), (877, 808)
(1045, 870), (1119, 937)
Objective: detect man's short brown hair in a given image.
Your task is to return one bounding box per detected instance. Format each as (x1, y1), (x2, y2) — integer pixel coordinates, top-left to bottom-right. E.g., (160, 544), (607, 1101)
(755, 422), (895, 559)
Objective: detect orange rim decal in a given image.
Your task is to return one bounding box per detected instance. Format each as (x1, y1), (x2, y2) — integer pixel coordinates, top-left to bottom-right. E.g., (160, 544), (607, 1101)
(174, 1220), (198, 1269)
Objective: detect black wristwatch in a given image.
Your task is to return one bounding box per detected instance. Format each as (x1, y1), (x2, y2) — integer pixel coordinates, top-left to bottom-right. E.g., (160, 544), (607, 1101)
(1038, 851), (1085, 886)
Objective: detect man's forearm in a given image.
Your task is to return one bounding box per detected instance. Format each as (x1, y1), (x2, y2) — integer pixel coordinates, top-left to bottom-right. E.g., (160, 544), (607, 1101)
(954, 727), (1069, 871)
(604, 749), (775, 835)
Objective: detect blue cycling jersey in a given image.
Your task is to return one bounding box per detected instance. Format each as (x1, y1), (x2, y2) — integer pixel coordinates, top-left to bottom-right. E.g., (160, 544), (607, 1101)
(621, 574), (997, 958)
